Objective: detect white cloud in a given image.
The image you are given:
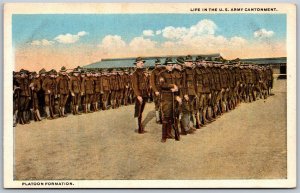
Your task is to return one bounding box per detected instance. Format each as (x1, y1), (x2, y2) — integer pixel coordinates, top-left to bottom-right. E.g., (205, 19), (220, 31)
(143, 30), (154, 36)
(162, 26), (188, 39)
(129, 37), (157, 51)
(54, 31), (88, 44)
(30, 39), (54, 46)
(254, 28), (274, 38)
(98, 35), (126, 51)
(156, 30), (162, 35)
(161, 19), (217, 40)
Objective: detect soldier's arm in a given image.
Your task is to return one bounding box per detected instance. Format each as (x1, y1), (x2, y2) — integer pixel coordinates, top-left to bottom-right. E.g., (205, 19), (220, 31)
(35, 79), (41, 92)
(131, 72), (141, 97)
(158, 75), (175, 91)
(42, 78), (48, 92)
(150, 72), (159, 93)
(181, 71), (188, 96)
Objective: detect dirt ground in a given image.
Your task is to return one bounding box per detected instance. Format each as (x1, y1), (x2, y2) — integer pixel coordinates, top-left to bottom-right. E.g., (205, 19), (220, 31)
(14, 79), (287, 180)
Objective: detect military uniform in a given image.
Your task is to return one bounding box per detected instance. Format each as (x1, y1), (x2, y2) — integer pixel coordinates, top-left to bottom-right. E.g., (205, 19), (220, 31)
(123, 70), (131, 106)
(158, 58), (181, 142)
(150, 59), (165, 123)
(109, 70), (119, 109)
(131, 57), (149, 134)
(70, 68), (82, 115)
(181, 55), (197, 134)
(42, 69), (58, 119)
(100, 70), (111, 110)
(81, 71), (95, 113)
(56, 66), (70, 117)
(117, 70), (126, 107)
(29, 72), (42, 121)
(93, 71), (101, 111)
(16, 69), (31, 124)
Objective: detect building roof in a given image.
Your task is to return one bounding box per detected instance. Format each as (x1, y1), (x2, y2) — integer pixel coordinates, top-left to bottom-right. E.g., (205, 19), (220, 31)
(241, 57), (286, 65)
(84, 54), (221, 69)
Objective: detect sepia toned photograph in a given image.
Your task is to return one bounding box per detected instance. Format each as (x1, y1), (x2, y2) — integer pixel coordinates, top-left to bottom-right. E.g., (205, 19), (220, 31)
(3, 3), (296, 188)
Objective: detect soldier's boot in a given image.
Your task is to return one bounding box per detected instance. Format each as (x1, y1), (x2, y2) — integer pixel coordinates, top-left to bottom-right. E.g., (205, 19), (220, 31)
(61, 107), (67, 117)
(35, 109), (42, 121)
(194, 113), (202, 129)
(111, 100), (115, 109)
(190, 114), (197, 131)
(30, 109), (36, 121)
(83, 105), (88, 113)
(183, 113), (195, 134)
(87, 104), (92, 113)
(155, 110), (161, 124)
(167, 121), (175, 139)
(13, 110), (18, 127)
(124, 98), (128, 106)
(206, 107), (216, 122)
(18, 111), (24, 125)
(72, 106), (76, 115)
(96, 102), (99, 111)
(180, 119), (187, 135)
(23, 112), (30, 124)
(58, 107), (63, 117)
(161, 123), (168, 143)
(75, 105), (81, 115)
(102, 101), (107, 110)
(45, 106), (52, 120)
(203, 109), (212, 124)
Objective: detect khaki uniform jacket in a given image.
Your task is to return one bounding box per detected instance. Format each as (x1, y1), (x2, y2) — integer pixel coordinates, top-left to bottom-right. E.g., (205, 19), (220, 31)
(69, 76), (81, 94)
(81, 76), (94, 95)
(150, 67), (164, 93)
(100, 75), (111, 92)
(109, 75), (119, 91)
(182, 66), (197, 96)
(42, 76), (57, 95)
(131, 68), (148, 97)
(56, 75), (70, 95)
(17, 77), (31, 97)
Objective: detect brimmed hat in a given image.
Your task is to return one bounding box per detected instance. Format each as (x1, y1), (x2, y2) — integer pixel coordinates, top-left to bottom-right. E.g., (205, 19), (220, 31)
(39, 68), (46, 75)
(19, 69), (28, 74)
(185, 55), (193, 62)
(60, 66), (67, 72)
(134, 57), (146, 64)
(30, 71), (37, 76)
(48, 69), (57, 75)
(195, 56), (204, 62)
(176, 57), (185, 65)
(164, 57), (176, 65)
(154, 58), (161, 65)
(72, 68), (80, 73)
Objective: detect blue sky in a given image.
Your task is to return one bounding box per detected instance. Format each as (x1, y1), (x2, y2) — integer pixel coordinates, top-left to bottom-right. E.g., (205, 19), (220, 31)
(12, 14), (286, 46)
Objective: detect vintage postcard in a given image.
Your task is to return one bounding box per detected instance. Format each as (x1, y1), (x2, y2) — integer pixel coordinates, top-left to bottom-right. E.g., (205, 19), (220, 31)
(3, 3), (296, 188)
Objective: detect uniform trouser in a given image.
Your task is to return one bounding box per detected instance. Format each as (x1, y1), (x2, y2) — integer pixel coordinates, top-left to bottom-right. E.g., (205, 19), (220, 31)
(160, 93), (175, 139)
(101, 91), (110, 108)
(72, 93), (81, 106)
(110, 90), (117, 107)
(31, 93), (39, 110)
(134, 97), (147, 133)
(45, 94), (55, 107)
(117, 89), (124, 105)
(153, 93), (161, 111)
(181, 95), (196, 131)
(124, 89), (129, 105)
(19, 96), (30, 111)
(84, 94), (93, 104)
(93, 93), (101, 103)
(59, 94), (69, 107)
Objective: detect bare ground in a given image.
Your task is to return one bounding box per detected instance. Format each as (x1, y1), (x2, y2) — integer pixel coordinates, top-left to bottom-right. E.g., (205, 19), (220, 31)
(14, 79), (287, 180)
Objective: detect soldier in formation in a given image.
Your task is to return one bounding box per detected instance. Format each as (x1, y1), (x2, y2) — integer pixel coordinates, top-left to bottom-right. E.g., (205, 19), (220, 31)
(13, 56), (274, 138)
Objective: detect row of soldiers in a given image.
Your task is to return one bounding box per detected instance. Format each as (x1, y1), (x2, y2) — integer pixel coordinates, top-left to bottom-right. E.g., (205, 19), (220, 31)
(131, 56), (273, 143)
(13, 66), (152, 126)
